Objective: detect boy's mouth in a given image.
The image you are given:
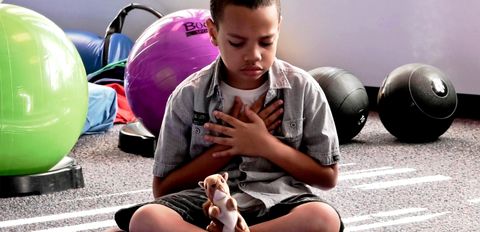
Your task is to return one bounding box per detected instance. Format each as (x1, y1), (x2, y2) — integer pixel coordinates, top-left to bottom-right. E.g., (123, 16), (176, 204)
(241, 66), (263, 76)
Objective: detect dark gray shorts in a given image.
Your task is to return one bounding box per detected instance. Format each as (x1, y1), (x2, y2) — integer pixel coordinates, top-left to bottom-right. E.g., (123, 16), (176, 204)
(115, 188), (344, 231)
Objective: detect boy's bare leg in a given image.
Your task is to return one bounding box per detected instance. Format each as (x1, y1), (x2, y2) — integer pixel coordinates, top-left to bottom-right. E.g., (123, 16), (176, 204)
(129, 204), (206, 232)
(103, 226), (124, 232)
(250, 202), (341, 232)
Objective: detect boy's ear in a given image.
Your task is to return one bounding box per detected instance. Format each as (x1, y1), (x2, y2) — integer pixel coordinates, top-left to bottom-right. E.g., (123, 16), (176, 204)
(206, 18), (218, 46)
(198, 181), (205, 189)
(221, 172), (228, 181)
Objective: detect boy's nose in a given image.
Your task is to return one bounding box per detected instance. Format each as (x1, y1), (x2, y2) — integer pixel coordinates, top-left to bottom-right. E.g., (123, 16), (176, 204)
(244, 45), (261, 63)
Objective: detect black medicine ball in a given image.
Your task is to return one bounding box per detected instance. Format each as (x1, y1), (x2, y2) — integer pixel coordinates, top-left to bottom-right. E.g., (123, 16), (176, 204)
(377, 63), (457, 142)
(309, 67), (369, 143)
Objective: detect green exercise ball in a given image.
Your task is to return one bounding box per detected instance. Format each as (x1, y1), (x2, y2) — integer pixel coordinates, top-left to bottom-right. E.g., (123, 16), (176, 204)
(0, 4), (88, 176)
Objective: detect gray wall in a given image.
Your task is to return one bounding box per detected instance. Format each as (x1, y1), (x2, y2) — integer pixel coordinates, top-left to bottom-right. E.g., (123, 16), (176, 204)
(5, 0), (480, 95)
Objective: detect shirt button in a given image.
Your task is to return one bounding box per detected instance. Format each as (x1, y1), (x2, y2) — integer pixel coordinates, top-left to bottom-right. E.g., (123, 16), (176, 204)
(194, 128), (200, 134)
(290, 122), (296, 128)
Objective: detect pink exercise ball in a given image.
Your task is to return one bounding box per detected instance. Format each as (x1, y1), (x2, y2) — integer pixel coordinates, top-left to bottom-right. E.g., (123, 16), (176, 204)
(125, 9), (219, 136)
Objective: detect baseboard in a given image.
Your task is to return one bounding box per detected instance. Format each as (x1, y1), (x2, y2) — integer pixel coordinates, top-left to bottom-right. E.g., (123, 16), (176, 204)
(365, 86), (480, 120)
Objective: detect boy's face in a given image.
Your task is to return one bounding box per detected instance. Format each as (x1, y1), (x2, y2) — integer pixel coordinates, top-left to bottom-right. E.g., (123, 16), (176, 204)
(207, 4), (280, 89)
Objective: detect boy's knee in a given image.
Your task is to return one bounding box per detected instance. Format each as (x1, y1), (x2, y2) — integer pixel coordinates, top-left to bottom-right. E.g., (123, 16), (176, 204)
(129, 204), (185, 232)
(115, 204), (145, 231)
(294, 202), (341, 232)
(129, 204), (163, 232)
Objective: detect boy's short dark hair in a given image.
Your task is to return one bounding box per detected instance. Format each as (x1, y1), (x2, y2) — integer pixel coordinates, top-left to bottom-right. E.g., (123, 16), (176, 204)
(210, 0), (281, 25)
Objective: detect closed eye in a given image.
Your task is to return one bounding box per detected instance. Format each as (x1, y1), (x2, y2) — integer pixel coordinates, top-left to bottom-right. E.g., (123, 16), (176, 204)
(229, 41), (244, 48)
(260, 42), (273, 47)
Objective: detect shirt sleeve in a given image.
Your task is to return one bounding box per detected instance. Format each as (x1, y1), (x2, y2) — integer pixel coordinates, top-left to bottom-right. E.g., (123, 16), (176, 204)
(152, 87), (193, 178)
(301, 79), (340, 165)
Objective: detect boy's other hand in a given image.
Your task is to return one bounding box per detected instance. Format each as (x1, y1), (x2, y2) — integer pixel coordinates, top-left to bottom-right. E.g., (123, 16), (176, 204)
(229, 93), (283, 132)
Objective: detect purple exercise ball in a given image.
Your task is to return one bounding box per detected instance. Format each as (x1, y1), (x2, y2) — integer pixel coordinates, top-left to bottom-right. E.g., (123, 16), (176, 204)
(125, 9), (219, 136)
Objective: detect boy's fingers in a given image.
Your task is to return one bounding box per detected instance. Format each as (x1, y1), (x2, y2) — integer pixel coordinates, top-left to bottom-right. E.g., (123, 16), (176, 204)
(244, 106), (263, 124)
(213, 111), (242, 127)
(258, 99), (283, 119)
(212, 150), (232, 158)
(229, 96), (243, 118)
(267, 120), (282, 131)
(250, 92), (267, 113)
(204, 134), (233, 146)
(204, 122), (235, 137)
(264, 107), (284, 127)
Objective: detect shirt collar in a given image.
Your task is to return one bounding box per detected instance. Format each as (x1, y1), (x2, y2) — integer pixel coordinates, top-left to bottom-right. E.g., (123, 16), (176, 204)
(206, 57), (223, 98)
(269, 58), (292, 89)
(206, 57), (291, 98)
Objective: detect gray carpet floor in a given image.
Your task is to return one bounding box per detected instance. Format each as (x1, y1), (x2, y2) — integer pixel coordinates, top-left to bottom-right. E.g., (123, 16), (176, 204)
(1, 112), (479, 232)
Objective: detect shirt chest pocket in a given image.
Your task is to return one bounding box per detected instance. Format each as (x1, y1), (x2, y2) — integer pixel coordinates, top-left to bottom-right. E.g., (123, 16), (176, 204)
(276, 118), (303, 148)
(191, 124), (209, 147)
